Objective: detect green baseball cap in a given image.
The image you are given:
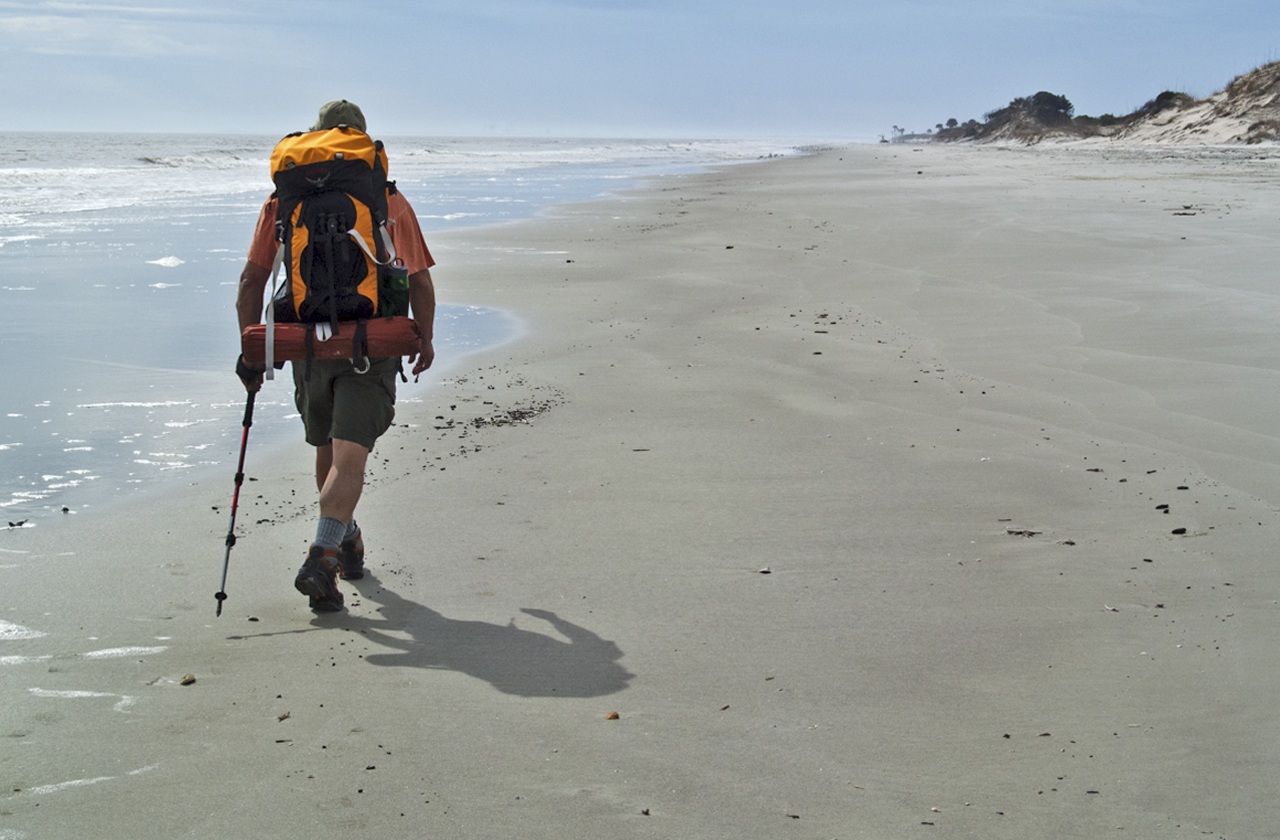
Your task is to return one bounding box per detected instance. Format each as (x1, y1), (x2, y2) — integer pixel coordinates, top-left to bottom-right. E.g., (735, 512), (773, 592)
(312, 100), (366, 132)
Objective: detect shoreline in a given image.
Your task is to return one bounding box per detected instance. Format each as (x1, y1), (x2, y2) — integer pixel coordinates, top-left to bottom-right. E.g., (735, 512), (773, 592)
(4, 143), (1279, 838)
(0, 138), (793, 525)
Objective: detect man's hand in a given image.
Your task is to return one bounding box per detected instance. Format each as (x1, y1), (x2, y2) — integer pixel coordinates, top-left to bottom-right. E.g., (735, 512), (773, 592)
(409, 336), (434, 377)
(407, 268), (435, 379)
(236, 260), (272, 392)
(236, 355), (264, 393)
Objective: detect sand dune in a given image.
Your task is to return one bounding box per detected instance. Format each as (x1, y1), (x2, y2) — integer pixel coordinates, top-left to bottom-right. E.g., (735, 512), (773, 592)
(936, 61), (1280, 145)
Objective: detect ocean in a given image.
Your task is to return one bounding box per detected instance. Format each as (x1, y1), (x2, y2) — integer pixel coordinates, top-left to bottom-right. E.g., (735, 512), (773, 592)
(0, 133), (799, 524)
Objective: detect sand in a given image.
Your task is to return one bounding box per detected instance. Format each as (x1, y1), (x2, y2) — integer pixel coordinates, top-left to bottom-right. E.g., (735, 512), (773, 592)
(4, 143), (1279, 838)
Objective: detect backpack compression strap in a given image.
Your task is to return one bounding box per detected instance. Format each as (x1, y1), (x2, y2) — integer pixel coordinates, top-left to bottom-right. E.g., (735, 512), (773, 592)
(346, 222), (397, 267)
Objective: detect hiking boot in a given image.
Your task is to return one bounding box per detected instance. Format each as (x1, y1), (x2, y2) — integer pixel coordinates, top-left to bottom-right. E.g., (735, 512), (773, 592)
(294, 545), (344, 612)
(338, 526), (364, 580)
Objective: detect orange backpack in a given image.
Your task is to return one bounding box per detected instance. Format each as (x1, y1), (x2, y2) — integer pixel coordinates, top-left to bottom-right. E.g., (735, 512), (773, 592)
(266, 126), (409, 327)
(257, 127), (413, 378)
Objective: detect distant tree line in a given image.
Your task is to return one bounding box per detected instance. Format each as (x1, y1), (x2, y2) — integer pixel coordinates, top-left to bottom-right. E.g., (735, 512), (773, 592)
(930, 89), (1194, 142)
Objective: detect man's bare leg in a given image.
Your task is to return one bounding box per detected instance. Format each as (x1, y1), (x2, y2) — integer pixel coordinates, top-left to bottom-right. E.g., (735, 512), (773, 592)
(315, 438), (368, 579)
(295, 438), (371, 609)
(314, 438), (368, 524)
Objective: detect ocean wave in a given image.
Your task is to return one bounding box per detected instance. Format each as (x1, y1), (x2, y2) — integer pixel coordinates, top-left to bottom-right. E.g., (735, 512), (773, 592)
(139, 153), (256, 169)
(0, 134), (801, 226)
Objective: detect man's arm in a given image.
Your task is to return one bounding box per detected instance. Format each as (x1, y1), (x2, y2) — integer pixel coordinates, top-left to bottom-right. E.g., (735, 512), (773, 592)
(237, 261), (271, 332)
(408, 268), (435, 376)
(234, 261), (271, 392)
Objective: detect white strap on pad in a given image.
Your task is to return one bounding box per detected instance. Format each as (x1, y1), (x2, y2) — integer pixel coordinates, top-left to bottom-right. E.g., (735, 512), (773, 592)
(264, 244), (286, 381)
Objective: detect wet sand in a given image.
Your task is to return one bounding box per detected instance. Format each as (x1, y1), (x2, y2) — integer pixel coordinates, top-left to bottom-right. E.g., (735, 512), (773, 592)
(4, 144), (1280, 838)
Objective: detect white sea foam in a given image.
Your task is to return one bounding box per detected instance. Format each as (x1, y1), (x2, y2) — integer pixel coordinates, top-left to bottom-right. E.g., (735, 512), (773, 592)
(10, 490), (52, 499)
(30, 689), (114, 699)
(0, 135), (269, 224)
(77, 400), (193, 409)
(22, 776), (117, 796)
(2, 655), (52, 665)
(0, 620), (46, 640)
(29, 687), (137, 712)
(18, 764), (156, 797)
(83, 646), (168, 659)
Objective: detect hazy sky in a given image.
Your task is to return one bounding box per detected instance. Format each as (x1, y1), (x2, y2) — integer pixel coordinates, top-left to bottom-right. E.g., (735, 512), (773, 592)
(2, 0), (1276, 139)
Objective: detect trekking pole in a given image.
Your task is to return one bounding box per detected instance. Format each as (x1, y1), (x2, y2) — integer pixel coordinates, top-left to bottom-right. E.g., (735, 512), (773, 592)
(215, 390), (256, 617)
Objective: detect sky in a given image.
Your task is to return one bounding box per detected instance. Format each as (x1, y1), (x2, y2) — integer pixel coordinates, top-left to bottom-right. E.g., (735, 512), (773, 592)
(1, 0), (1277, 140)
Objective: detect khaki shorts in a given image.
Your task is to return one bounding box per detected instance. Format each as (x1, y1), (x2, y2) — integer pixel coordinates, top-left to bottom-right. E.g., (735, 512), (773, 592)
(292, 356), (398, 450)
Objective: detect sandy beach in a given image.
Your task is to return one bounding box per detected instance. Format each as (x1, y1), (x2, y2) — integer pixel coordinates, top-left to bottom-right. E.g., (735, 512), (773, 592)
(4, 143), (1279, 838)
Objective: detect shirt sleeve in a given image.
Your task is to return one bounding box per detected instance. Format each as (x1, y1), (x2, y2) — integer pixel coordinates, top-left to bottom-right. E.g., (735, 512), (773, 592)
(387, 191), (435, 274)
(246, 197), (279, 270)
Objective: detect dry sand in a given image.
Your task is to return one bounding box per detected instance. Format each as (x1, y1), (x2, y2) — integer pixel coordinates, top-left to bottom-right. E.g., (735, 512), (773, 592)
(4, 143), (1280, 838)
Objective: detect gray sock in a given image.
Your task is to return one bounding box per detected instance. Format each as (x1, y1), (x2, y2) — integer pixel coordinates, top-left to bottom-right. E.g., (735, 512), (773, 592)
(344, 518), (359, 541)
(314, 516), (347, 550)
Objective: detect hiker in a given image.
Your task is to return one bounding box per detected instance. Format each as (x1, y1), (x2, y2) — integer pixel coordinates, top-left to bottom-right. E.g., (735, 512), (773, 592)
(235, 100), (436, 612)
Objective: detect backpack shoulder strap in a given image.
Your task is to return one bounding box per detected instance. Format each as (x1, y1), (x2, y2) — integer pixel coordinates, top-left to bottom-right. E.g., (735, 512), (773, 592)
(262, 243), (286, 381)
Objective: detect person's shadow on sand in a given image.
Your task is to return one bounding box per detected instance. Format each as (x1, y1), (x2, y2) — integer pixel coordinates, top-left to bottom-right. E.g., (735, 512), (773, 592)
(315, 572), (633, 698)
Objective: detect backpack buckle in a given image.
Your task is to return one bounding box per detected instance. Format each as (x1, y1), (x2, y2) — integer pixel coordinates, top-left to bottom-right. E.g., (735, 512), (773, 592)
(351, 319), (370, 374)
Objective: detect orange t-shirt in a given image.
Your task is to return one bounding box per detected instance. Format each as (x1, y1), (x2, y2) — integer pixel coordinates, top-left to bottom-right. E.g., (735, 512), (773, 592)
(246, 190), (435, 274)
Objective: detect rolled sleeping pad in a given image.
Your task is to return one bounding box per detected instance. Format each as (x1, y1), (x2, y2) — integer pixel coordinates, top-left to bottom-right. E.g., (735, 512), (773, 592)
(241, 316), (422, 364)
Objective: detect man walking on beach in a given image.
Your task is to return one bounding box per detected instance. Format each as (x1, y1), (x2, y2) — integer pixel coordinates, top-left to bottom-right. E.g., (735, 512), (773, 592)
(235, 100), (436, 612)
